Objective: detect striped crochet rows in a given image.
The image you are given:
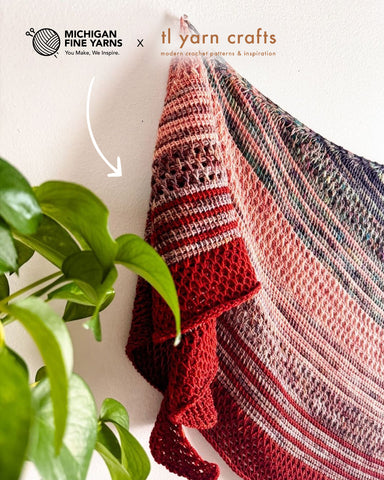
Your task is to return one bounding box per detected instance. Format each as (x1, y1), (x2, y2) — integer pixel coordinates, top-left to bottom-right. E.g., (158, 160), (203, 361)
(126, 46), (384, 480)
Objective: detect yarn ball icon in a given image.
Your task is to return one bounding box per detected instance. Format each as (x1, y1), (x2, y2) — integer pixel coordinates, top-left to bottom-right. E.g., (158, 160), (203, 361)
(26, 28), (60, 57)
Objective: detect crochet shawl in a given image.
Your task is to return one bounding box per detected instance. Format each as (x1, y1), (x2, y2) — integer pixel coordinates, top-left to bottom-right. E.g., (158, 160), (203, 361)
(126, 20), (384, 480)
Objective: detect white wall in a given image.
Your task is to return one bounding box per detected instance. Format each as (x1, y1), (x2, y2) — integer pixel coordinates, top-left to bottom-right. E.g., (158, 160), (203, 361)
(1, 1), (383, 479)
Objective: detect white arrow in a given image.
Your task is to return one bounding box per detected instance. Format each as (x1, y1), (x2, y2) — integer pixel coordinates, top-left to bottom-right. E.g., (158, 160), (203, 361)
(86, 76), (122, 177)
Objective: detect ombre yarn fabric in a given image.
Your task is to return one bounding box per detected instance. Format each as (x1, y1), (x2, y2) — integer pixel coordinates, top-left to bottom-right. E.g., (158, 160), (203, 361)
(126, 34), (384, 480)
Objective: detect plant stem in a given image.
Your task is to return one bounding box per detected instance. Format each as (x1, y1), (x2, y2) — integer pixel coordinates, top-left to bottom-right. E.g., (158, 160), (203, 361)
(0, 271), (62, 309)
(33, 276), (66, 298)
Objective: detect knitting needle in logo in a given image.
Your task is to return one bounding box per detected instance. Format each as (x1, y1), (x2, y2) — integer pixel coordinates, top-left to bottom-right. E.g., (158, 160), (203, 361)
(86, 76), (122, 177)
(26, 27), (60, 57)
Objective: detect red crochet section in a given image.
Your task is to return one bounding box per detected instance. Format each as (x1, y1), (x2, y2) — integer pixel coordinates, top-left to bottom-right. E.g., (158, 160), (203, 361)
(150, 401), (220, 480)
(151, 237), (261, 343)
(202, 381), (332, 480)
(127, 237), (261, 479)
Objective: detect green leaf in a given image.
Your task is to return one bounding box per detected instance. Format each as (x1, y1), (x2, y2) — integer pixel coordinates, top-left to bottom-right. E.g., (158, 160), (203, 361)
(35, 366), (47, 382)
(14, 240), (34, 269)
(0, 274), (9, 300)
(84, 311), (101, 341)
(28, 375), (97, 480)
(0, 349), (31, 480)
(35, 181), (117, 272)
(62, 256), (117, 341)
(100, 398), (129, 431)
(116, 234), (181, 345)
(6, 347), (29, 377)
(97, 423), (121, 461)
(48, 282), (95, 306)
(96, 265), (117, 302)
(99, 398), (150, 480)
(0, 157), (42, 235)
(0, 219), (18, 273)
(115, 427), (150, 480)
(95, 442), (132, 480)
(63, 289), (115, 322)
(82, 265), (117, 341)
(63, 302), (96, 322)
(7, 297), (73, 451)
(52, 283), (115, 316)
(62, 254), (117, 305)
(62, 251), (103, 304)
(14, 215), (80, 268)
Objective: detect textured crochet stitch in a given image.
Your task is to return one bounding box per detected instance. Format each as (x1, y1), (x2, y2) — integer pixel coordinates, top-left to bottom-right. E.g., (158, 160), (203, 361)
(126, 17), (384, 480)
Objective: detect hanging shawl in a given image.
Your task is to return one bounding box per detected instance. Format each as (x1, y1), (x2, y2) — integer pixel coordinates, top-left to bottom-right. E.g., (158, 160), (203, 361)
(126, 16), (384, 480)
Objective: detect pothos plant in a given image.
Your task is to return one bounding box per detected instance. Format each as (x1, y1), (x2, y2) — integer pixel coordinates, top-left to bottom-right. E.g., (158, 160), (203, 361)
(0, 157), (181, 480)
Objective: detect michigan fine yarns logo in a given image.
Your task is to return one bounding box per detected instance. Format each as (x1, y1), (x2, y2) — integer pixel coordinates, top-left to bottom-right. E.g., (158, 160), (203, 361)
(26, 27), (60, 57)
